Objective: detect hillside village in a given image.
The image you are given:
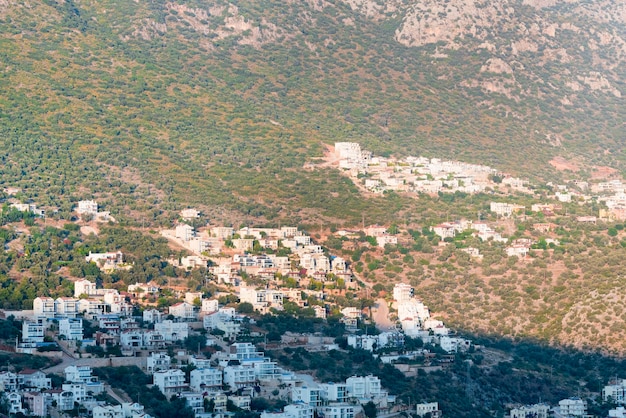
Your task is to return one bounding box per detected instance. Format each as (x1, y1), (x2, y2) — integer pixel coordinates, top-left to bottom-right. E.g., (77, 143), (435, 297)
(3, 145), (626, 417)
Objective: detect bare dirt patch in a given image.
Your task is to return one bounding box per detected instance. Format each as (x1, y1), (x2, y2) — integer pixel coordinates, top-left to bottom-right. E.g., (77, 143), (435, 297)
(549, 156), (579, 171)
(591, 165), (618, 180)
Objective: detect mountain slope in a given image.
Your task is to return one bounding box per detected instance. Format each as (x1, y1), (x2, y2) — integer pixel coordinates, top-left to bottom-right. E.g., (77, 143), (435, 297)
(0, 0), (625, 222)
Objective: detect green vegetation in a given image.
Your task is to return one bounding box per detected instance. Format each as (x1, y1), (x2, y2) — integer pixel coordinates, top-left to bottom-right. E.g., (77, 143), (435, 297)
(0, 0), (624, 228)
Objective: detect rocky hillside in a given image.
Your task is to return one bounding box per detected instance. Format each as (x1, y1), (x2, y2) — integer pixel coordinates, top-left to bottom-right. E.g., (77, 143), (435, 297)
(0, 0), (625, 220)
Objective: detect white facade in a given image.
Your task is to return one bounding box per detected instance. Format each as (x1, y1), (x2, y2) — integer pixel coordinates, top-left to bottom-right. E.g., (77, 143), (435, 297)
(509, 404), (549, 418)
(223, 365), (256, 388)
(175, 224), (195, 241)
(291, 386), (322, 407)
(153, 369), (186, 395)
(59, 318), (83, 341)
(77, 200), (98, 215)
(74, 278), (97, 297)
(169, 302), (196, 320)
(345, 375), (383, 399)
(93, 404), (124, 418)
(393, 283), (413, 303)
(154, 320), (189, 342)
(558, 398), (586, 417)
(22, 319), (45, 343)
(318, 404), (355, 418)
(146, 352), (171, 374)
(55, 297), (80, 318)
(20, 370), (51, 390)
(143, 309), (163, 324)
(320, 383), (348, 403)
(33, 297), (55, 318)
(415, 402), (440, 417)
(203, 309), (241, 338)
(604, 379), (626, 404)
(201, 299), (219, 314)
(190, 368), (222, 392)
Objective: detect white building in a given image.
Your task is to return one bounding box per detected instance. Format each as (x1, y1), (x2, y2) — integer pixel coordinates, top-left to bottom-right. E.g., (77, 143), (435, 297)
(33, 297), (55, 318)
(93, 404), (124, 418)
(19, 370), (51, 390)
(318, 404), (355, 418)
(153, 369), (186, 395)
(203, 309), (241, 339)
(201, 299), (219, 314)
(59, 318), (83, 341)
(604, 379), (626, 404)
(77, 200), (98, 215)
(74, 278), (97, 297)
(439, 336), (471, 353)
(146, 352), (171, 374)
(320, 383), (348, 403)
(169, 302), (196, 320)
(55, 297), (80, 318)
(223, 365), (256, 389)
(393, 283), (414, 303)
(415, 402), (440, 417)
(64, 365), (98, 384)
(154, 320), (189, 342)
(261, 403), (314, 418)
(345, 375), (383, 399)
(22, 319), (45, 343)
(143, 309), (163, 324)
(175, 224), (195, 242)
(180, 208), (200, 220)
(509, 403), (549, 418)
(609, 407), (626, 418)
(190, 368), (222, 392)
(291, 386), (322, 407)
(557, 398), (586, 417)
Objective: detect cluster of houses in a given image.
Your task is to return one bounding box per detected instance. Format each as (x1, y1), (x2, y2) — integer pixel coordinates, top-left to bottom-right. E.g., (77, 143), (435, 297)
(392, 284), (470, 354)
(91, 343), (400, 418)
(504, 378), (626, 418)
(334, 142), (528, 195)
(159, 223), (355, 286)
(0, 365), (105, 416)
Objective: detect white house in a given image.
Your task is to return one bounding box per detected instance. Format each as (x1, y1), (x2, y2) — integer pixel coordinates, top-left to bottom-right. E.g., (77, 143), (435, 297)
(22, 320), (45, 343)
(291, 386), (322, 407)
(604, 379), (626, 404)
(154, 320), (189, 342)
(509, 404), (548, 418)
(77, 200), (98, 215)
(59, 318), (83, 341)
(19, 370), (51, 390)
(180, 208), (200, 220)
(33, 297), (55, 318)
(175, 224), (195, 242)
(93, 404), (124, 418)
(558, 398), (586, 417)
(345, 375), (384, 399)
(189, 368), (222, 392)
(55, 297), (80, 318)
(143, 309), (164, 324)
(169, 302), (195, 320)
(393, 283), (414, 303)
(74, 278), (97, 297)
(147, 352), (171, 374)
(201, 299), (219, 314)
(317, 404), (355, 418)
(153, 369), (186, 395)
(415, 402), (440, 417)
(223, 364), (256, 389)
